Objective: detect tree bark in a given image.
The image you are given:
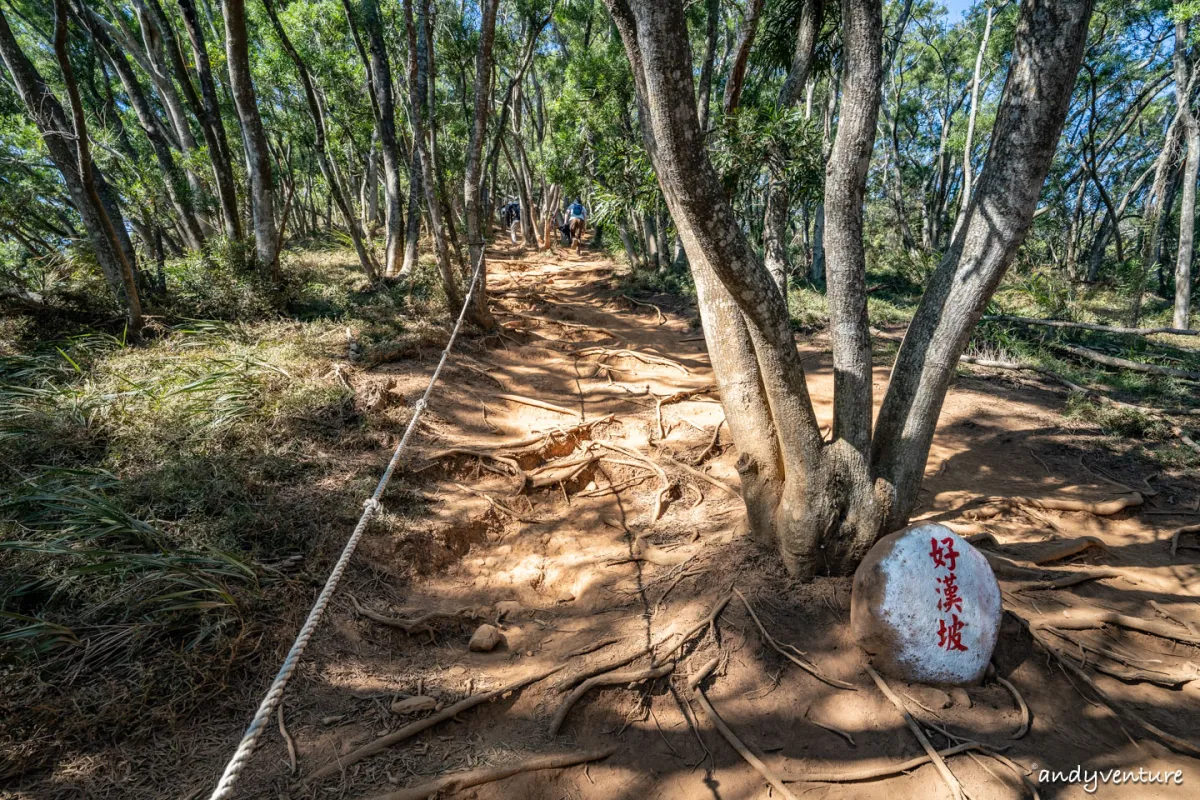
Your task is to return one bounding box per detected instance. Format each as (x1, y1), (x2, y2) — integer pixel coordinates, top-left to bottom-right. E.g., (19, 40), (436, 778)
(222, 0), (278, 273)
(262, 0), (378, 279)
(176, 0), (240, 240)
(463, 0), (498, 328)
(696, 0), (718, 133)
(823, 0), (882, 454)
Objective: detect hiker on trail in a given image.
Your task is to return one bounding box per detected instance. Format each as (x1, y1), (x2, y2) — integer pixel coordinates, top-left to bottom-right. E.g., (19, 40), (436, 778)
(564, 198), (587, 251)
(501, 200), (521, 243)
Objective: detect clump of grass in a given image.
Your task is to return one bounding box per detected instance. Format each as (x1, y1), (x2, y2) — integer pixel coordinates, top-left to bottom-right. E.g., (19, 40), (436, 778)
(1064, 393), (1173, 440)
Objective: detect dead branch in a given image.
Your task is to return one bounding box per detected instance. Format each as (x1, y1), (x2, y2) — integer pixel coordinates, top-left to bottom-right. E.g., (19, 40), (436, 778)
(358, 747), (618, 800)
(1032, 536), (1109, 565)
(549, 662), (675, 735)
(982, 314), (1199, 337)
(278, 705), (297, 774)
(688, 656), (800, 800)
(1014, 615), (1200, 757)
(994, 676), (1030, 739)
(1055, 343), (1200, 381)
(734, 588), (856, 691)
(305, 663), (567, 783)
(621, 293), (667, 324)
(865, 665), (964, 800)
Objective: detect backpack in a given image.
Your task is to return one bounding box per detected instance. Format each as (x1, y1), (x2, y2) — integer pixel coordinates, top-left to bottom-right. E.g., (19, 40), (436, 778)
(569, 202), (584, 218)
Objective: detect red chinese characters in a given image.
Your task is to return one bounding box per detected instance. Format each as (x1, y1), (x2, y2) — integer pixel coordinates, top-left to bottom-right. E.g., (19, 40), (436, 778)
(930, 536), (969, 652)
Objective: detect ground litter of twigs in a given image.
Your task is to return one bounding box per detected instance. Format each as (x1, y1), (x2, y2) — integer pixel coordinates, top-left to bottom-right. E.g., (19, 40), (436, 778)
(31, 246), (1200, 800)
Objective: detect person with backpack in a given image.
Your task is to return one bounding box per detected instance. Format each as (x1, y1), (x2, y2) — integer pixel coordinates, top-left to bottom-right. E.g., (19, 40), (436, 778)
(564, 198), (587, 251)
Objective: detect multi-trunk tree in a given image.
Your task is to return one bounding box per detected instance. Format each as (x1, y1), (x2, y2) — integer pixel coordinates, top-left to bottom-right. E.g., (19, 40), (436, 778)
(601, 0), (1096, 576)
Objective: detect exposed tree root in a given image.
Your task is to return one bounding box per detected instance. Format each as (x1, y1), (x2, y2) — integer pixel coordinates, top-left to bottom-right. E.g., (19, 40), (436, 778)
(1013, 614), (1200, 757)
(494, 392), (581, 418)
(1170, 524), (1200, 557)
(552, 594), (732, 694)
(1150, 600), (1198, 635)
(499, 309), (621, 341)
(1012, 493), (1143, 516)
(690, 417), (726, 465)
(1032, 536), (1109, 565)
(564, 637), (625, 659)
(1042, 628), (1200, 687)
(792, 742), (987, 783)
(865, 665), (964, 800)
(357, 747), (618, 800)
(450, 482), (534, 522)
(596, 442), (672, 520)
(804, 707), (856, 746)
(350, 596), (481, 636)
(995, 676), (1031, 739)
(484, 414), (615, 453)
(549, 662), (675, 735)
(665, 455), (739, 497)
(1009, 569), (1124, 593)
(277, 705), (297, 775)
(574, 346), (692, 375)
(651, 385), (717, 438)
(734, 589), (855, 690)
(620, 294), (667, 324)
(1030, 607), (1200, 645)
(305, 663), (567, 783)
(688, 656), (800, 800)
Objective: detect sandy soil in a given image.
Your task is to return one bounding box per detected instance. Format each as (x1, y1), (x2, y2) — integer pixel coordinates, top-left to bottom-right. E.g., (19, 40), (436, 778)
(29, 246), (1200, 800)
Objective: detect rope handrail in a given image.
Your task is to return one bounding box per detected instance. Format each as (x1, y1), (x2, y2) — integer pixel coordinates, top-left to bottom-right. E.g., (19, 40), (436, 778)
(207, 249), (488, 800)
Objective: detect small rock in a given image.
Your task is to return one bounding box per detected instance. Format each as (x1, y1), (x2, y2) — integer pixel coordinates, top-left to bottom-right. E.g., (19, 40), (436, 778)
(321, 714), (347, 726)
(852, 522), (1002, 685)
(949, 688), (972, 708)
(494, 600), (523, 620)
(391, 696), (438, 715)
(585, 481), (597, 491)
(468, 623), (505, 652)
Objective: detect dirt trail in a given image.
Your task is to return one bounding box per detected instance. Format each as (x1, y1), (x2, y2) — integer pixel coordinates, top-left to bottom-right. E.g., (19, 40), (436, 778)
(215, 246), (1200, 800)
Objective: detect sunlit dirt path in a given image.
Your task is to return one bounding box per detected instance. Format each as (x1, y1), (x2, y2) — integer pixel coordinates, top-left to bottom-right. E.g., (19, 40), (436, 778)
(192, 245), (1200, 800)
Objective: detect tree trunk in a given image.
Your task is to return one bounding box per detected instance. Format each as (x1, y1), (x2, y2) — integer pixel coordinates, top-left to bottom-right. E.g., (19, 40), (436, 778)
(1175, 17), (1199, 330)
(463, 0), (498, 328)
(811, 203), (825, 282)
(873, 0), (1095, 527)
(696, 0), (718, 133)
(222, 0), (278, 273)
(957, 3), (994, 224)
(823, 0), (882, 454)
(77, 6), (206, 251)
(407, 0), (460, 309)
(602, 0), (1094, 576)
(176, 0), (240, 240)
(262, 0), (378, 279)
(721, 0), (765, 117)
(361, 0), (406, 276)
(47, 0), (143, 330)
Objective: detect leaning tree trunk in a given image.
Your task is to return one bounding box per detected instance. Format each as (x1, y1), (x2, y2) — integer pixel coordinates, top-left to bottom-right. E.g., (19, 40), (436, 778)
(361, 0), (406, 276)
(720, 0), (765, 117)
(602, 0), (1094, 577)
(177, 0), (241, 240)
(262, 0), (378, 279)
(222, 0), (278, 273)
(47, 0), (143, 330)
(462, 0), (498, 328)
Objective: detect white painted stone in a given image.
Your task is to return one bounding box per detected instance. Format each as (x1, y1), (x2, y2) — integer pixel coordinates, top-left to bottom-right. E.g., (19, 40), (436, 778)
(851, 522), (1002, 685)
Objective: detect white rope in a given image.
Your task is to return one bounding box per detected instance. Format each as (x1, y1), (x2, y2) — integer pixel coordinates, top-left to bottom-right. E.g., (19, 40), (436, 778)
(207, 250), (488, 800)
